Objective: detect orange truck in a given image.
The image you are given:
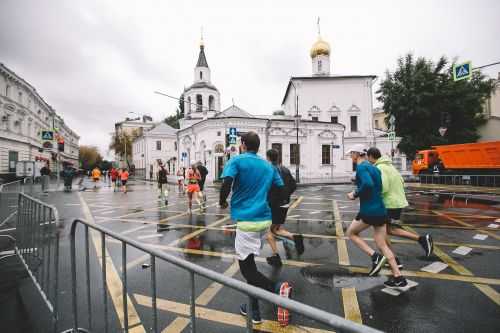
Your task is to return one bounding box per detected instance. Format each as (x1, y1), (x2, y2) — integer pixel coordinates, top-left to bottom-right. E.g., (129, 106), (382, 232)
(412, 141), (500, 175)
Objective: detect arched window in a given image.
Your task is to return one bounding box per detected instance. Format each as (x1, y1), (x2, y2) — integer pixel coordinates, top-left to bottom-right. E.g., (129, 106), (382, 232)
(209, 95), (215, 111)
(318, 60), (322, 72)
(196, 94), (202, 112)
(187, 97), (191, 112)
(200, 71), (203, 80)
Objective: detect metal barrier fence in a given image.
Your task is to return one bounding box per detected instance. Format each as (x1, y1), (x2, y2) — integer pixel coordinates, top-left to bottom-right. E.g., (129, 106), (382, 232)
(12, 193), (61, 332)
(67, 219), (382, 333)
(0, 179), (22, 225)
(416, 174), (500, 187)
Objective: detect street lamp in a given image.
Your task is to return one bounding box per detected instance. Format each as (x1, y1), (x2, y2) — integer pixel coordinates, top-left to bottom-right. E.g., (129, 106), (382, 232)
(290, 80), (300, 183)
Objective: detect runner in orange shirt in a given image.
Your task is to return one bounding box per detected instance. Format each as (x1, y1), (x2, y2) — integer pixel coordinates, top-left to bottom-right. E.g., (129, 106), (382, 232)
(120, 168), (129, 193)
(186, 162), (201, 214)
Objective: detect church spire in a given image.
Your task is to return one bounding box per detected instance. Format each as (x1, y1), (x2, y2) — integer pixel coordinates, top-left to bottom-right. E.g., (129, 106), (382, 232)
(196, 28), (209, 68)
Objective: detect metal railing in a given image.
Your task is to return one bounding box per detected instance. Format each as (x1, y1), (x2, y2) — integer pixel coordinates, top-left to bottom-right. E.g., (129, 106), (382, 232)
(67, 219), (382, 333)
(0, 179), (22, 225)
(13, 193), (60, 332)
(416, 174), (500, 187)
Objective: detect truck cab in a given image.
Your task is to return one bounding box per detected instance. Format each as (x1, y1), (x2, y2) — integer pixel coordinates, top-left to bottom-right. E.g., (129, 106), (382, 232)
(412, 150), (440, 175)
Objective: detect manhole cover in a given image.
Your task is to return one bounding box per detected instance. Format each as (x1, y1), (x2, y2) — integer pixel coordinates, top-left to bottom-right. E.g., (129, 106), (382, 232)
(301, 265), (385, 291)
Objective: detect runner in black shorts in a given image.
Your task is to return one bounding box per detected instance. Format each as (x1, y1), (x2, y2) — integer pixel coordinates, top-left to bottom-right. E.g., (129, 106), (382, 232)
(196, 162), (209, 204)
(265, 149), (304, 267)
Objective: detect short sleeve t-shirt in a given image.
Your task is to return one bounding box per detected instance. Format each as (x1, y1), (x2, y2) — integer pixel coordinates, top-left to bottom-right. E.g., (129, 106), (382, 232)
(222, 152), (284, 222)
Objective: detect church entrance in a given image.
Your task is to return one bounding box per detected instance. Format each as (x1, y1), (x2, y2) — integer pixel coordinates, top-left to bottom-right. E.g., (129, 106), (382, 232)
(215, 156), (224, 180)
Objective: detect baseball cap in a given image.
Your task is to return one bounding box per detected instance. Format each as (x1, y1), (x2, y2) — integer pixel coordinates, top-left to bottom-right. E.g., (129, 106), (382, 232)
(345, 144), (368, 156)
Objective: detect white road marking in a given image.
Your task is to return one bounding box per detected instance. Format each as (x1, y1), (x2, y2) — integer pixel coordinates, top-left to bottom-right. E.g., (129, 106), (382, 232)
(452, 246), (472, 256)
(137, 234), (164, 240)
(381, 280), (418, 296)
(473, 234), (488, 240)
(421, 262), (449, 273)
(487, 223), (499, 229)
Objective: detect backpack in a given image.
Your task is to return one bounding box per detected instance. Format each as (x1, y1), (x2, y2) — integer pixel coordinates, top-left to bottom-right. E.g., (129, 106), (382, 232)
(158, 168), (168, 184)
(277, 166), (297, 199)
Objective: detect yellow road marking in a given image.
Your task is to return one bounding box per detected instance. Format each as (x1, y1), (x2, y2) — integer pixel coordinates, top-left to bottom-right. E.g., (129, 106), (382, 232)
(196, 261), (240, 306)
(134, 294), (336, 333)
(78, 192), (146, 332)
(332, 200), (362, 324)
(289, 196), (304, 210)
(161, 317), (191, 333)
(168, 216), (230, 247)
(405, 225), (500, 307)
(432, 210), (500, 240)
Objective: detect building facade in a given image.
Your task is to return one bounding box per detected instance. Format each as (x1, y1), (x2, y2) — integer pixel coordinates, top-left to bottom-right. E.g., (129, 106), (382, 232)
(114, 117), (156, 167)
(132, 122), (178, 180)
(0, 63), (79, 179)
(479, 73), (500, 142)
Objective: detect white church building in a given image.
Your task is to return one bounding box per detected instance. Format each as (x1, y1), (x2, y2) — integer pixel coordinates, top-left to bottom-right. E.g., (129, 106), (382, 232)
(134, 29), (399, 183)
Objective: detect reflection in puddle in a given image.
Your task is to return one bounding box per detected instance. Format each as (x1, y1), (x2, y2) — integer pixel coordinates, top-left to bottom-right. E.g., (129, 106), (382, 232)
(301, 265), (385, 291)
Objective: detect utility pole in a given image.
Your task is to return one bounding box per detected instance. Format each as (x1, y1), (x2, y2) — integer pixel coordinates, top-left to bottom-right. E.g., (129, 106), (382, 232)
(290, 80), (300, 183)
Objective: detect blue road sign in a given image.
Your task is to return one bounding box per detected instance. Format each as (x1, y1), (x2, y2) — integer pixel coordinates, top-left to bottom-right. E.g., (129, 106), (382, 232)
(228, 136), (237, 144)
(229, 128), (237, 137)
(41, 130), (54, 141)
(453, 61), (472, 81)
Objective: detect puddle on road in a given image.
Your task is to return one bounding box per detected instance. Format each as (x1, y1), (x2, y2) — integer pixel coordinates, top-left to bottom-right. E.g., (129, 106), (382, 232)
(301, 265), (385, 291)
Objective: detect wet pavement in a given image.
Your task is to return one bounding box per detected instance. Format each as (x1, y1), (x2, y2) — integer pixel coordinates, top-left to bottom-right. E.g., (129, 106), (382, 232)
(3, 176), (500, 332)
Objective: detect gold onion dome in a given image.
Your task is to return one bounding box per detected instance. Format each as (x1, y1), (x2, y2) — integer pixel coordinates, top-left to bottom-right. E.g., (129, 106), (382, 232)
(310, 37), (330, 58)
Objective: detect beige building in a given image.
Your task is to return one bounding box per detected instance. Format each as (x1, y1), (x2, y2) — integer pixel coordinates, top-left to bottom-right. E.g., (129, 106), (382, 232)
(0, 63), (79, 178)
(372, 107), (388, 131)
(479, 73), (500, 142)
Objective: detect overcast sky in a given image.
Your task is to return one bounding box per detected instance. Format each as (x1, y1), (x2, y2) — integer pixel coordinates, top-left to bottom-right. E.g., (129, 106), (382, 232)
(1, 0), (499, 159)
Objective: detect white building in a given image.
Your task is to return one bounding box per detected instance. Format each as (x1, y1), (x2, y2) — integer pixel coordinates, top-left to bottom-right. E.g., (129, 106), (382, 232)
(132, 122), (178, 180)
(114, 116), (156, 166)
(172, 28), (401, 183)
(0, 63), (79, 179)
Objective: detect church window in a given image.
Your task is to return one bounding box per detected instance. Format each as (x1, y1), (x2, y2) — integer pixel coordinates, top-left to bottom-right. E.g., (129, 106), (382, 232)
(18, 91), (23, 104)
(196, 94), (202, 112)
(350, 116), (358, 132)
(290, 144), (300, 165)
(318, 60), (322, 72)
(5, 84), (10, 97)
(312, 116), (319, 122)
(331, 116), (338, 124)
(174, 142), (177, 151)
(209, 95), (215, 111)
(156, 140), (161, 150)
(200, 71), (203, 80)
(217, 131), (221, 136)
(271, 143), (282, 164)
(322, 145), (331, 165)
(375, 119), (379, 128)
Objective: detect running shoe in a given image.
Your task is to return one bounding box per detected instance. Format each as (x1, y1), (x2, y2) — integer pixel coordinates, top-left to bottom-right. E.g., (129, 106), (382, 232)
(384, 257), (404, 269)
(276, 281), (292, 327)
(293, 234), (305, 255)
(239, 303), (262, 324)
(368, 253), (387, 276)
(419, 234), (434, 257)
(384, 276), (408, 289)
(266, 254), (282, 267)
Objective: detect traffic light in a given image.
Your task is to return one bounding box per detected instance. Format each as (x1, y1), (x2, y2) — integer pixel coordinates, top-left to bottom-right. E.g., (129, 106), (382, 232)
(58, 137), (65, 152)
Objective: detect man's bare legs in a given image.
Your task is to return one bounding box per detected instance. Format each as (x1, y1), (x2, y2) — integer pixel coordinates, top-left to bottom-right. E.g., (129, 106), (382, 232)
(346, 219), (374, 256)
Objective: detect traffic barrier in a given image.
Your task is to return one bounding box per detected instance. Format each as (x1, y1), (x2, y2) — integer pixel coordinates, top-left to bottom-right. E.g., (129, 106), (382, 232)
(11, 193), (61, 332)
(417, 174), (500, 187)
(65, 218), (382, 333)
(0, 179), (22, 225)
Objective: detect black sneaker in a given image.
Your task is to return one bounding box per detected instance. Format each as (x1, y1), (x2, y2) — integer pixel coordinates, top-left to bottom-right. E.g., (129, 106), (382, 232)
(384, 257), (404, 269)
(239, 303), (262, 324)
(369, 253), (387, 276)
(419, 234), (434, 257)
(293, 234), (305, 255)
(384, 276), (408, 289)
(266, 254), (282, 267)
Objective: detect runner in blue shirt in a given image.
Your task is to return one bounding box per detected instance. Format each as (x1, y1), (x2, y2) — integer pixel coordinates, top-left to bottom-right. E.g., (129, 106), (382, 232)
(219, 131), (292, 326)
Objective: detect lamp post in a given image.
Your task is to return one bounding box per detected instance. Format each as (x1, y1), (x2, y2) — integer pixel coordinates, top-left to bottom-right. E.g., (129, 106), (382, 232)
(290, 80), (300, 183)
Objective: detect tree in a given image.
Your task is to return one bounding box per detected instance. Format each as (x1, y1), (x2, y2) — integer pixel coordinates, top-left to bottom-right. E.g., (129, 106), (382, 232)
(164, 111), (181, 129)
(377, 53), (495, 158)
(79, 146), (103, 170)
(109, 129), (140, 167)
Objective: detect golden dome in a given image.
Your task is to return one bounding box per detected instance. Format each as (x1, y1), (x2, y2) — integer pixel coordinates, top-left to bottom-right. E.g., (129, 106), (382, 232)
(310, 37), (330, 58)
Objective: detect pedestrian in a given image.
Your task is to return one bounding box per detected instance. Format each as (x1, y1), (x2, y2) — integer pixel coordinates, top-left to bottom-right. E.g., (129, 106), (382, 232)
(62, 164), (75, 192)
(345, 144), (408, 289)
(186, 162), (201, 214)
(110, 167), (118, 192)
(219, 132), (292, 326)
(91, 166), (101, 189)
(121, 168), (129, 193)
(196, 161), (209, 205)
(265, 149), (304, 267)
(107, 168), (112, 187)
(40, 162), (51, 194)
(158, 163), (169, 205)
(366, 147), (433, 261)
(177, 167), (185, 193)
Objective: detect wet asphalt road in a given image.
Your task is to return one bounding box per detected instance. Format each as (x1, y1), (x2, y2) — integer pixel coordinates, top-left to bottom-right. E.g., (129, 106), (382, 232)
(16, 177), (500, 332)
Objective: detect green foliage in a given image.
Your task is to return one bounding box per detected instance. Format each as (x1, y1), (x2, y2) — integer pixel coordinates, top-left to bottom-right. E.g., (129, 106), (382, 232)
(164, 109), (181, 129)
(79, 146), (103, 170)
(108, 129), (140, 167)
(377, 53), (495, 158)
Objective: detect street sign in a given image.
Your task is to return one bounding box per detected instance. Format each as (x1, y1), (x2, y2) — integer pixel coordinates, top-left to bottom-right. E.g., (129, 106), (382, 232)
(388, 131), (396, 141)
(332, 145), (340, 149)
(41, 130), (54, 141)
(228, 128), (237, 137)
(228, 136), (237, 144)
(43, 141), (53, 149)
(453, 61), (472, 81)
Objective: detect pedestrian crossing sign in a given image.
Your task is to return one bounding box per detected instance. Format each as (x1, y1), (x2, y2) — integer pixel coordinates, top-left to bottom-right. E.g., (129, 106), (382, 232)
(453, 61), (472, 81)
(41, 130), (54, 141)
(388, 131), (396, 141)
